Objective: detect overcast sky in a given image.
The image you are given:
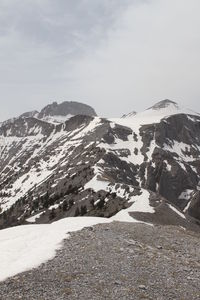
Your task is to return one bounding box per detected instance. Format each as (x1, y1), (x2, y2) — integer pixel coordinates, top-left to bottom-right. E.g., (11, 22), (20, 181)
(0, 0), (200, 120)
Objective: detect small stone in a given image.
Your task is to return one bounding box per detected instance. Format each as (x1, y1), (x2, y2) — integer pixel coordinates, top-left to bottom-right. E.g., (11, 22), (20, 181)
(127, 239), (137, 246)
(85, 226), (94, 231)
(13, 276), (20, 280)
(114, 281), (121, 286)
(129, 249), (134, 254)
(157, 245), (163, 249)
(139, 285), (147, 290)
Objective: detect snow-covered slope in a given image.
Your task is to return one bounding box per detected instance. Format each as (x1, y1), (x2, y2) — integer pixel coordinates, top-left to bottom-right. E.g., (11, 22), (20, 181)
(113, 99), (199, 129)
(0, 216), (111, 282)
(40, 114), (74, 124)
(0, 99), (200, 229)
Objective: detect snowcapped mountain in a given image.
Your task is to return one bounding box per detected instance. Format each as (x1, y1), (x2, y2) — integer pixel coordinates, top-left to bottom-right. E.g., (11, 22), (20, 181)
(0, 99), (200, 230)
(119, 99), (199, 125)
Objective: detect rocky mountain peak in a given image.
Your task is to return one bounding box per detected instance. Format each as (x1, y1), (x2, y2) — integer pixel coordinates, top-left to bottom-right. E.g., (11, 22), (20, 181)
(19, 110), (39, 118)
(148, 99), (179, 110)
(38, 101), (97, 119)
(14, 101), (97, 125)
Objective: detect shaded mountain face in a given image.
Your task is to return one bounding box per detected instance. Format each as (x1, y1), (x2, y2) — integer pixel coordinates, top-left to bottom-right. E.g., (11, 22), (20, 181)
(148, 99), (179, 110)
(18, 101), (97, 124)
(19, 110), (39, 119)
(38, 101), (97, 118)
(0, 99), (200, 230)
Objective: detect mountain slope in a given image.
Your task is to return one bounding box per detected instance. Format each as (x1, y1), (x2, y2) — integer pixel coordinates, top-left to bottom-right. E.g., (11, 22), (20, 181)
(1, 222), (200, 299)
(18, 101), (97, 125)
(38, 101), (97, 119)
(117, 99), (199, 125)
(0, 99), (200, 229)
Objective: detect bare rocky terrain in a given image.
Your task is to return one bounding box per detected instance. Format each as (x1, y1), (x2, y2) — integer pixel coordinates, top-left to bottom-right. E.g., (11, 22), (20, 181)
(1, 221), (200, 300)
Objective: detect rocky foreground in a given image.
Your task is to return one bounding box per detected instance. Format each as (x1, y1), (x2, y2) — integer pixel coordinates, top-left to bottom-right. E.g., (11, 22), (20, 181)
(0, 222), (200, 300)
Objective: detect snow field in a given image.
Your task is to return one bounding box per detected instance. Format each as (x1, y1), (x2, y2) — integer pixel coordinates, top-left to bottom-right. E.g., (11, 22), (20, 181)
(0, 217), (111, 282)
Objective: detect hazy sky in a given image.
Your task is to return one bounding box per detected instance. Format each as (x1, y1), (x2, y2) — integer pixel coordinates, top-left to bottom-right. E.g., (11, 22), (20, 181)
(0, 0), (200, 120)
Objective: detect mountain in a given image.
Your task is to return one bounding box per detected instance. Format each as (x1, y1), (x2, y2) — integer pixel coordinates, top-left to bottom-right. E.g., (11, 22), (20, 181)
(120, 99), (199, 124)
(38, 101), (97, 118)
(18, 101), (97, 124)
(38, 101), (97, 124)
(0, 99), (200, 230)
(19, 110), (39, 119)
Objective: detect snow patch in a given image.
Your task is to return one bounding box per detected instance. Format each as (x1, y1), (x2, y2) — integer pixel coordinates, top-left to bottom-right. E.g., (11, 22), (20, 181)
(85, 174), (109, 192)
(167, 204), (186, 219)
(112, 190), (154, 225)
(26, 212), (44, 223)
(0, 217), (112, 282)
(178, 190), (193, 200)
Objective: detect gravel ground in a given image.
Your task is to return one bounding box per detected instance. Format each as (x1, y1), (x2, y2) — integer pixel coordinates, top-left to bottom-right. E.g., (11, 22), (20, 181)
(0, 222), (200, 300)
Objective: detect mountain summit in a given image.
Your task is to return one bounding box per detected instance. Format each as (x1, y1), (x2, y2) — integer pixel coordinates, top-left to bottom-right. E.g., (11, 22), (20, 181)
(148, 99), (179, 110)
(121, 99), (199, 126)
(38, 101), (97, 119)
(19, 101), (97, 124)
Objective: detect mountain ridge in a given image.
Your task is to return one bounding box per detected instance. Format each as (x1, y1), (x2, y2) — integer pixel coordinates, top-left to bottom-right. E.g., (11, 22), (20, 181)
(0, 99), (200, 230)
(1, 101), (97, 126)
(121, 99), (199, 123)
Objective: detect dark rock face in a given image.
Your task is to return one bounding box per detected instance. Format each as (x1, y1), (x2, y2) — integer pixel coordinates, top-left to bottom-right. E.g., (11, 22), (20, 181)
(63, 115), (94, 133)
(138, 114), (200, 218)
(103, 152), (139, 186)
(0, 117), (55, 137)
(38, 101), (97, 118)
(154, 114), (200, 147)
(145, 147), (197, 205)
(19, 110), (39, 118)
(147, 99), (178, 110)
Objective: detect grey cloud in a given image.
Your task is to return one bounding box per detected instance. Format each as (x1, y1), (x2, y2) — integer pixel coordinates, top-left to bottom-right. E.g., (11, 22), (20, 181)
(0, 0), (199, 120)
(0, 0), (131, 49)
